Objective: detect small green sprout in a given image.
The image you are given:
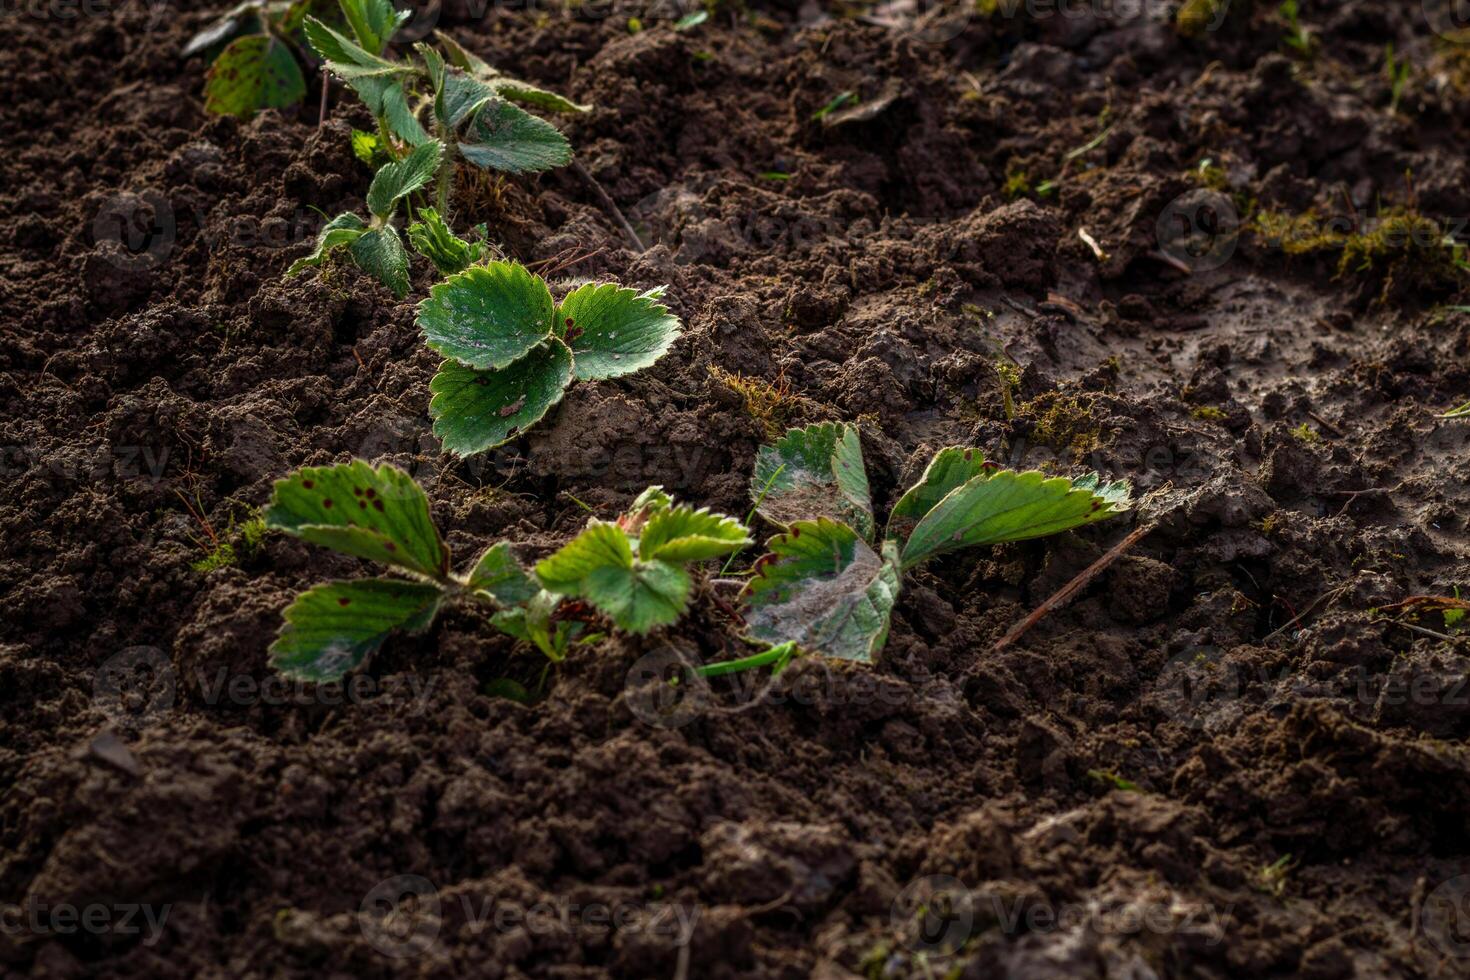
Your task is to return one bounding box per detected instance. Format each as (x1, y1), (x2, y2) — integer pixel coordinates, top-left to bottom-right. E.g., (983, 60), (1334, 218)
(811, 91), (857, 122)
(287, 139), (444, 297)
(406, 207), (489, 275)
(1440, 399), (1470, 419)
(262, 463), (748, 679)
(715, 423), (1131, 666)
(1289, 422), (1321, 444)
(673, 10), (709, 30)
(417, 261), (682, 454)
(1386, 43), (1412, 114)
(1087, 769), (1143, 793)
(1278, 0), (1314, 58)
(1258, 854), (1293, 897)
(183, 0), (318, 118)
(532, 486), (751, 635)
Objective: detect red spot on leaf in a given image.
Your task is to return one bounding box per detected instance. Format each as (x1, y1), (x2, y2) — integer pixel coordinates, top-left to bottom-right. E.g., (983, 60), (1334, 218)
(302, 479), (314, 489)
(373, 499), (385, 512)
(322, 499), (333, 508)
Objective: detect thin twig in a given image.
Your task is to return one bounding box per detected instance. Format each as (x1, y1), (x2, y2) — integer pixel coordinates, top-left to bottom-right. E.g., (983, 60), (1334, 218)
(1261, 584), (1349, 642)
(992, 524), (1153, 652)
(571, 159), (645, 252)
(1306, 410), (1344, 437)
(1371, 618), (1467, 646)
(317, 68), (330, 129)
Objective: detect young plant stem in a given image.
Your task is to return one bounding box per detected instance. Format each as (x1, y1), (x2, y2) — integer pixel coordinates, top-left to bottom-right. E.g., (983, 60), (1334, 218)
(693, 642), (797, 678)
(720, 463), (785, 574)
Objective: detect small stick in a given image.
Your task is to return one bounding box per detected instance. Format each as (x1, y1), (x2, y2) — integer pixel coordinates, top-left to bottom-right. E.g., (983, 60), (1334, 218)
(991, 523), (1153, 652)
(1148, 249), (1194, 275)
(317, 68), (330, 129)
(571, 159), (645, 253)
(1261, 584), (1348, 642)
(1306, 409), (1343, 437)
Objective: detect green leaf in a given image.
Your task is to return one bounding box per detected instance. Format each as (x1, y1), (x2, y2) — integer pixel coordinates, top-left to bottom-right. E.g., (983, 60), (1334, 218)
(899, 470), (1133, 570)
(673, 9), (709, 30)
(885, 447), (993, 545)
(365, 139), (442, 218)
(271, 579), (443, 681)
(382, 82), (431, 146)
(351, 128), (387, 166)
(204, 34), (306, 118)
(427, 339), (574, 455)
(743, 519), (901, 663)
(639, 505), (750, 562)
(435, 30), (491, 73)
(286, 212), (366, 275)
(535, 523), (692, 634)
(304, 16), (392, 69)
(407, 207), (483, 275)
(339, 0), (401, 55)
(458, 100), (573, 174)
(438, 68), (499, 130)
(466, 542), (540, 605)
(556, 283), (681, 381)
(349, 225), (412, 297)
(418, 261), (555, 370)
(751, 423), (874, 541)
(488, 77), (591, 114)
(264, 460), (450, 580)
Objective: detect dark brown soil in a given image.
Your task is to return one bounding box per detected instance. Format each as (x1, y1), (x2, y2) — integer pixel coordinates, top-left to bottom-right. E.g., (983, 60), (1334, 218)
(4, 1), (1470, 977)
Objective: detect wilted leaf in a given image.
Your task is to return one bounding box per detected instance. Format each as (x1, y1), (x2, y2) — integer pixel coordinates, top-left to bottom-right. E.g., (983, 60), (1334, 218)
(751, 422), (874, 541)
(743, 519), (901, 663)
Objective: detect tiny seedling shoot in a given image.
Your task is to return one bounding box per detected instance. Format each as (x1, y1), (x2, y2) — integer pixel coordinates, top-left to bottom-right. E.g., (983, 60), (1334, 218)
(417, 261), (682, 454)
(706, 422), (1132, 669)
(287, 139), (443, 296)
(264, 462), (747, 681)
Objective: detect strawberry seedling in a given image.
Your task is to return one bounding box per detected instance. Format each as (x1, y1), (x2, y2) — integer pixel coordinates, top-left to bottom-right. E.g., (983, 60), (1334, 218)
(417, 261), (681, 454)
(304, 2), (585, 210)
(263, 464), (748, 680)
(529, 486), (751, 636)
(287, 139), (443, 296)
(407, 207), (490, 275)
(725, 423), (1131, 665)
(263, 459), (541, 680)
